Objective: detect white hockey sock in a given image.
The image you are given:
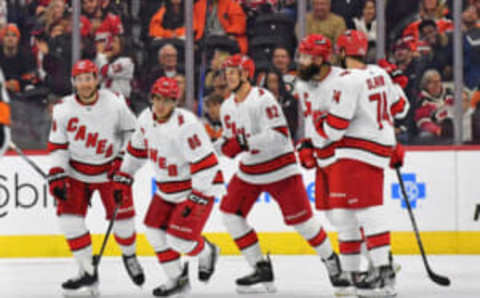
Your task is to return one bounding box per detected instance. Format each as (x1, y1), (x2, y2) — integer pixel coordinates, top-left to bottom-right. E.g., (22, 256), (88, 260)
(58, 215), (95, 275)
(113, 218), (137, 256)
(365, 231), (391, 267)
(146, 227), (182, 281)
(293, 216), (333, 259)
(223, 213), (263, 267)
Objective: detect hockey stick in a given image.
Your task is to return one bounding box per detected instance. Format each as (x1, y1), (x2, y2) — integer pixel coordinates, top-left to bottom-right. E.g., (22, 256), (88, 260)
(9, 141), (47, 178)
(93, 200), (120, 271)
(395, 167), (451, 286)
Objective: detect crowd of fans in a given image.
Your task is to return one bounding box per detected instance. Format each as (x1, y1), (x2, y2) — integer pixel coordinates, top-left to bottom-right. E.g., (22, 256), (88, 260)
(1, 0), (480, 148)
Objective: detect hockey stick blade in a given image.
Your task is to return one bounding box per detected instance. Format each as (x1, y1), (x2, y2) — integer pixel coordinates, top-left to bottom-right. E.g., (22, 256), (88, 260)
(395, 168), (451, 287)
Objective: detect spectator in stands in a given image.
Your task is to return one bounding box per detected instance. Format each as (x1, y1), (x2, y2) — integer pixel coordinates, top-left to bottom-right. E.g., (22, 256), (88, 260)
(205, 49), (230, 90)
(0, 23), (35, 96)
(202, 93), (223, 141)
(193, 0), (248, 53)
(353, 0), (377, 62)
(95, 24), (135, 102)
(149, 0), (186, 39)
(261, 67), (298, 139)
(174, 73), (187, 107)
(403, 0), (453, 49)
(463, 4), (480, 89)
(210, 69), (230, 99)
(0, 1), (6, 30)
(40, 0), (68, 34)
(305, 0), (347, 44)
(393, 36), (424, 100)
(271, 45), (296, 92)
(331, 0), (364, 29)
(415, 69), (454, 140)
(462, 89), (476, 143)
(82, 0), (123, 37)
(417, 19), (452, 80)
(475, 0), (480, 15)
(145, 43), (182, 92)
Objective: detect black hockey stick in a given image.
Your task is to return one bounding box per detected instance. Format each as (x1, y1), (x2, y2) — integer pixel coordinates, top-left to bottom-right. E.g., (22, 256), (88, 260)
(395, 167), (451, 286)
(9, 141), (47, 178)
(93, 194), (120, 271)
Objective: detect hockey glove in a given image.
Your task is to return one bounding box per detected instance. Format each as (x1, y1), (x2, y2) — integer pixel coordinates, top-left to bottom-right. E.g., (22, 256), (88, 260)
(389, 144), (405, 169)
(112, 171), (134, 205)
(47, 167), (70, 201)
(107, 156), (123, 180)
(181, 190), (213, 218)
(221, 134), (248, 158)
(296, 139), (317, 169)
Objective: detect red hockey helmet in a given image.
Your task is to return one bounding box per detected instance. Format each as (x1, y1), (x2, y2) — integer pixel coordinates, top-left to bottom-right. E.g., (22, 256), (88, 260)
(71, 59), (98, 78)
(298, 34), (332, 61)
(151, 77), (180, 99)
(223, 54), (255, 79)
(336, 30), (368, 57)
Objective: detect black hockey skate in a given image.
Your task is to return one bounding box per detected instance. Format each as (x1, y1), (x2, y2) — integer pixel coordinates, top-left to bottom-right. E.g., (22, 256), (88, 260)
(122, 254), (145, 286)
(354, 264), (397, 298)
(62, 270), (99, 296)
(322, 252), (355, 297)
(153, 262), (191, 297)
(198, 238), (220, 283)
(236, 254), (277, 294)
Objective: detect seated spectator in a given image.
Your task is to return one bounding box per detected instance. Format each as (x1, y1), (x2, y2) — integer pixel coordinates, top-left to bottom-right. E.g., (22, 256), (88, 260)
(202, 93), (223, 141)
(82, 0), (123, 37)
(0, 23), (35, 96)
(304, 0), (347, 45)
(417, 19), (452, 80)
(209, 69), (230, 99)
(95, 24), (135, 102)
(174, 73), (187, 108)
(40, 0), (68, 34)
(462, 89), (476, 143)
(414, 69), (454, 139)
(193, 0), (248, 53)
(261, 67), (298, 139)
(402, 0), (453, 49)
(353, 0), (376, 44)
(271, 45), (296, 92)
(205, 49), (230, 91)
(149, 0), (186, 40)
(463, 4), (480, 89)
(145, 43), (182, 92)
(331, 0), (364, 29)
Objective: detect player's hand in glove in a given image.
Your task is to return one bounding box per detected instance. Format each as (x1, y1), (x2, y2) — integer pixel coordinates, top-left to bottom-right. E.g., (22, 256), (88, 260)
(47, 167), (70, 201)
(112, 171), (134, 205)
(390, 144), (405, 169)
(296, 139), (317, 169)
(221, 133), (249, 158)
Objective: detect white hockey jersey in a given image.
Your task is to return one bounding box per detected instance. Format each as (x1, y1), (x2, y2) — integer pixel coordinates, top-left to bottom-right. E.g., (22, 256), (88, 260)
(319, 65), (408, 169)
(219, 86), (300, 184)
(294, 66), (344, 167)
(96, 53), (134, 99)
(121, 108), (226, 203)
(48, 89), (137, 183)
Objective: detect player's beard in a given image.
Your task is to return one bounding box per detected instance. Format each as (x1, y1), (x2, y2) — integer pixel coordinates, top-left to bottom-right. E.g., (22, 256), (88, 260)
(78, 89), (97, 102)
(339, 56), (348, 69)
(298, 64), (320, 81)
(232, 79), (245, 94)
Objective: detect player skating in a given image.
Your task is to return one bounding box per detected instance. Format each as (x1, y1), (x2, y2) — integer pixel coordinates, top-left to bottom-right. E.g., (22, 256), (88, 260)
(113, 77), (224, 297)
(217, 54), (347, 294)
(47, 59), (144, 296)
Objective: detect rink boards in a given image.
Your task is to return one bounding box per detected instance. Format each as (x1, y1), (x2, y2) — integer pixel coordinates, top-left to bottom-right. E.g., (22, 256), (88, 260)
(0, 146), (479, 257)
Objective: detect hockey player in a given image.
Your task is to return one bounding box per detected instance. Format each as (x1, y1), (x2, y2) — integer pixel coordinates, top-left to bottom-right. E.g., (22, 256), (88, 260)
(313, 30), (407, 297)
(112, 77), (224, 297)
(218, 53), (345, 293)
(0, 67), (11, 158)
(47, 59), (144, 295)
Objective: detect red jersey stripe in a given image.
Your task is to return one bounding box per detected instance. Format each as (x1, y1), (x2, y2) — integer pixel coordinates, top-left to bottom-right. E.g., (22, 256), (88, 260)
(239, 152), (297, 175)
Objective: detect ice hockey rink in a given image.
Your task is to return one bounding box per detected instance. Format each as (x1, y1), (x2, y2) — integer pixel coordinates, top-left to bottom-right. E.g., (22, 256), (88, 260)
(0, 255), (478, 298)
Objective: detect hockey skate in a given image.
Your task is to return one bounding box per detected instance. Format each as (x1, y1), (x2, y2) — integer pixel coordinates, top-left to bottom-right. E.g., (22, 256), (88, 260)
(198, 238), (220, 283)
(122, 253), (145, 286)
(236, 254), (277, 294)
(62, 270), (99, 297)
(354, 264), (397, 298)
(152, 262), (191, 297)
(322, 252), (355, 297)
